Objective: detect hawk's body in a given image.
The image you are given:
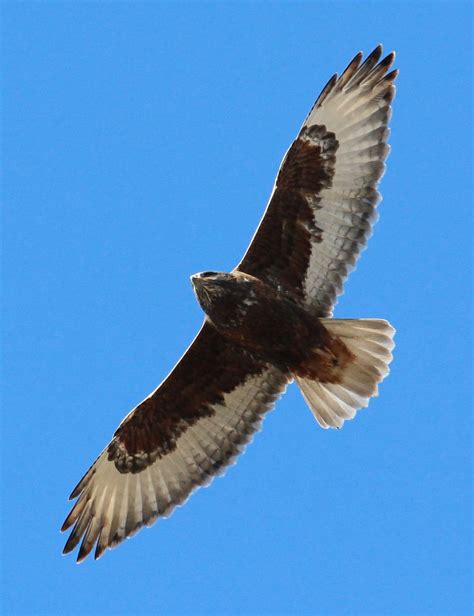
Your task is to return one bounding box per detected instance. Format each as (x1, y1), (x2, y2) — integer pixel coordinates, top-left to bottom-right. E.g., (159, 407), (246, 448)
(62, 46), (398, 562)
(193, 272), (331, 369)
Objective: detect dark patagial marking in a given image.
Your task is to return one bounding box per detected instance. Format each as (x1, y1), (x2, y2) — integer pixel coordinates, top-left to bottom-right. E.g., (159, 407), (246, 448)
(238, 124), (338, 304)
(108, 322), (265, 473)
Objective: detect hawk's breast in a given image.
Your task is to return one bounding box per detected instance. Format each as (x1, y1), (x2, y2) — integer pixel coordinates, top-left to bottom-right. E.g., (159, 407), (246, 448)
(209, 277), (327, 371)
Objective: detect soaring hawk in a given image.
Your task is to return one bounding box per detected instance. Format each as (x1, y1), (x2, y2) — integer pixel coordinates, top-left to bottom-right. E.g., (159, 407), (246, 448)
(62, 46), (397, 562)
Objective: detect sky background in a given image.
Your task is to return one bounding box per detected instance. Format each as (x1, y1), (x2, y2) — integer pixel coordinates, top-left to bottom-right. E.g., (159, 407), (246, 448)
(2, 2), (472, 615)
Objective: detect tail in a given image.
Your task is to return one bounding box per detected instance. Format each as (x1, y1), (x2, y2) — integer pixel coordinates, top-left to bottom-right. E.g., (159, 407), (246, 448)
(294, 319), (395, 429)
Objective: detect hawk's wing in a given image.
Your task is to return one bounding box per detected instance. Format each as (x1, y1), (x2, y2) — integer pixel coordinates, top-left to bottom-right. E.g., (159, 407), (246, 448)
(237, 45), (397, 316)
(62, 321), (288, 562)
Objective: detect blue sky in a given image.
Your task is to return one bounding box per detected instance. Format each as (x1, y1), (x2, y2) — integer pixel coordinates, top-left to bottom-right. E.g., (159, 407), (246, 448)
(2, 2), (472, 615)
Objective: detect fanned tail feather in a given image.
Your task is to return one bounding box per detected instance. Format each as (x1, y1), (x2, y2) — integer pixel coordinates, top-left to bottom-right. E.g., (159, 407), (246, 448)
(295, 318), (395, 428)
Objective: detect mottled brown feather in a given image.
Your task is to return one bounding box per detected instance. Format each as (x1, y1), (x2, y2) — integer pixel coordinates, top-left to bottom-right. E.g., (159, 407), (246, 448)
(236, 47), (396, 316)
(238, 127), (338, 304)
(109, 321), (267, 473)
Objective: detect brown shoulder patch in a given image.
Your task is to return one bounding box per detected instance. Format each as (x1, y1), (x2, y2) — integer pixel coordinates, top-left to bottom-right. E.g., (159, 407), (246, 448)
(277, 126), (338, 194)
(108, 322), (266, 473)
(238, 125), (338, 304)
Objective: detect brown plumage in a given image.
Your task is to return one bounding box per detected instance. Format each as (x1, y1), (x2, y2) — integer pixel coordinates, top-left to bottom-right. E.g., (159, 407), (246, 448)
(62, 45), (397, 562)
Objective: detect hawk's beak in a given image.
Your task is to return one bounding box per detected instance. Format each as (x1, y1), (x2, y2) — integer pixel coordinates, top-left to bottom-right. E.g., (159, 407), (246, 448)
(190, 274), (202, 289)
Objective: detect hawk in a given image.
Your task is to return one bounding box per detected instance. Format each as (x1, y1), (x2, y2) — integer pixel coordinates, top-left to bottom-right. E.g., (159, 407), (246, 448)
(62, 45), (397, 562)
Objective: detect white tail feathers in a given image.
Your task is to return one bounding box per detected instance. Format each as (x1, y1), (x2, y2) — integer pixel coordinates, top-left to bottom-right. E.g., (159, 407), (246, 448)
(295, 318), (395, 429)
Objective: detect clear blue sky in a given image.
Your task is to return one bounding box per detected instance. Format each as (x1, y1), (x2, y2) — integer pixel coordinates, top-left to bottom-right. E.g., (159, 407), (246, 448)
(2, 2), (472, 615)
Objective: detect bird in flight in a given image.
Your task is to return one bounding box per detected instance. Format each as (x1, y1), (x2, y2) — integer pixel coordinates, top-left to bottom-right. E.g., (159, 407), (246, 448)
(62, 45), (398, 562)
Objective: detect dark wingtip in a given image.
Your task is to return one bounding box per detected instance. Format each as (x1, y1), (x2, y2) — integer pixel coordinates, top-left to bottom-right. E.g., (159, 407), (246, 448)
(385, 68), (399, 82)
(60, 518), (70, 533)
(380, 51), (396, 70)
(366, 44), (383, 65)
(62, 540), (75, 556)
(314, 72), (337, 108)
(69, 482), (83, 500)
(76, 545), (90, 564)
(94, 544), (105, 561)
(325, 73), (338, 91)
(93, 529), (106, 560)
(62, 519), (83, 556)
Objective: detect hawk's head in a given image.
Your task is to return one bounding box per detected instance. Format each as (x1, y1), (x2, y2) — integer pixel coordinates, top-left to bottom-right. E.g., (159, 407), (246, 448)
(191, 271), (259, 329)
(191, 271), (233, 311)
